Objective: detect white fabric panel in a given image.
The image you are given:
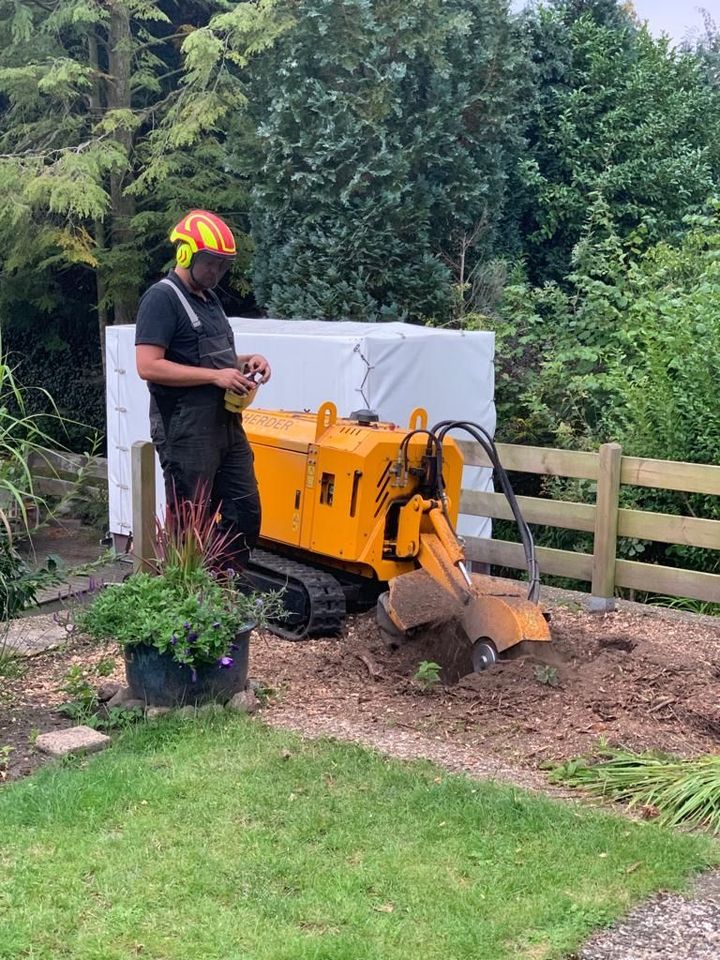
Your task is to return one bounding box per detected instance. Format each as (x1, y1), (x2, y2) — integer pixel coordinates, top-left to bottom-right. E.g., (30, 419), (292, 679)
(106, 319), (495, 540)
(106, 326), (165, 535)
(229, 327), (368, 414)
(362, 328), (495, 538)
(106, 327), (125, 535)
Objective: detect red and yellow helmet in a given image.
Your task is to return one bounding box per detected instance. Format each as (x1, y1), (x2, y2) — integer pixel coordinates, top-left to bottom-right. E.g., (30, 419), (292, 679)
(169, 210), (237, 268)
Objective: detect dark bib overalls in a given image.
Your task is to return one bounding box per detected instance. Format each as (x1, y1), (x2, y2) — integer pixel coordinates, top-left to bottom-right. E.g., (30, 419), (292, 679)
(148, 279), (261, 566)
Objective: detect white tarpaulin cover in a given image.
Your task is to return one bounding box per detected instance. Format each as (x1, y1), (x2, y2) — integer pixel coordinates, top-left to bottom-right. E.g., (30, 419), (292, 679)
(106, 318), (495, 543)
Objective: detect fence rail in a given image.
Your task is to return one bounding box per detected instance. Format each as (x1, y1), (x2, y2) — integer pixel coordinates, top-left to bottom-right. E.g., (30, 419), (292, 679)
(28, 450), (107, 499)
(459, 440), (720, 609)
(28, 442), (718, 608)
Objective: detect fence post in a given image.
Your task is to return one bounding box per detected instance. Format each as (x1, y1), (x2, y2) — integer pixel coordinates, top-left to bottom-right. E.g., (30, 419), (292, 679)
(590, 442), (622, 612)
(131, 441), (156, 574)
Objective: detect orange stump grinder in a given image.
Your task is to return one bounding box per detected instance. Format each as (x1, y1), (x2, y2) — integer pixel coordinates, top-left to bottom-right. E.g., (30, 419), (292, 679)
(242, 402), (550, 669)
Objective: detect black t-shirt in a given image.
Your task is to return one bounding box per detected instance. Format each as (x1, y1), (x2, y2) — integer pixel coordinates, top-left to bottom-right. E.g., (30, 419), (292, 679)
(135, 271), (234, 397)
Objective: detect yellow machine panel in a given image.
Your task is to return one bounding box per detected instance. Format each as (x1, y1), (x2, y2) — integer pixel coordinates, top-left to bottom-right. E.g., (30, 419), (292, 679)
(243, 402), (464, 583)
(241, 400), (550, 661)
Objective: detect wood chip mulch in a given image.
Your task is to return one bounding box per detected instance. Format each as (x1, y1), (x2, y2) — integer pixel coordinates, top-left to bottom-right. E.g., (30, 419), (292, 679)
(2, 597), (719, 786)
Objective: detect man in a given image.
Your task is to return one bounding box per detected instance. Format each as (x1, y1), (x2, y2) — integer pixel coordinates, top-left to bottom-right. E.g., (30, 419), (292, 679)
(135, 209), (271, 565)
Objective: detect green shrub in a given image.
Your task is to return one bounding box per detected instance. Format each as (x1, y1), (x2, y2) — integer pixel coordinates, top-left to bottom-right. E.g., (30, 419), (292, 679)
(0, 540), (63, 620)
(78, 495), (286, 670)
(492, 204), (720, 579)
(245, 0), (523, 323)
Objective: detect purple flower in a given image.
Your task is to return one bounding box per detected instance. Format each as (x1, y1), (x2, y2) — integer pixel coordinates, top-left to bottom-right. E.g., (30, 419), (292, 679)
(218, 656), (234, 669)
(225, 567), (236, 579)
(170, 634), (178, 645)
(230, 643), (238, 652)
(187, 631), (198, 643)
(254, 598), (264, 609)
(183, 622), (191, 632)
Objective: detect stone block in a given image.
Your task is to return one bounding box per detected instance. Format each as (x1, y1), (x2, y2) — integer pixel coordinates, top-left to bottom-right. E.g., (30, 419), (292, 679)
(97, 681), (122, 702)
(195, 702), (224, 717)
(588, 596), (617, 613)
(3, 614), (69, 657)
(227, 689), (259, 714)
(146, 706), (171, 719)
(106, 686), (132, 709)
(35, 726), (111, 758)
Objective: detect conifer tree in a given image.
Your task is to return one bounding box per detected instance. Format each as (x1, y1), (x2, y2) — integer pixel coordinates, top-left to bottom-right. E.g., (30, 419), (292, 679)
(244, 0), (523, 323)
(0, 0), (289, 354)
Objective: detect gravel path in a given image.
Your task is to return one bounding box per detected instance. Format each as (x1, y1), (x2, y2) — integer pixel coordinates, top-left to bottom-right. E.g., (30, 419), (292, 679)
(264, 705), (562, 793)
(577, 870), (720, 960)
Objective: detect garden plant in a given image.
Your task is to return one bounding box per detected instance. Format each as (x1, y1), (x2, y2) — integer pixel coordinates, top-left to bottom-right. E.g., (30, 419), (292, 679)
(78, 494), (283, 700)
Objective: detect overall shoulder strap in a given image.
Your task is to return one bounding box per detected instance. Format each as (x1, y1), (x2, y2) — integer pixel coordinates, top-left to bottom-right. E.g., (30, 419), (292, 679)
(206, 288), (235, 347)
(159, 277), (203, 332)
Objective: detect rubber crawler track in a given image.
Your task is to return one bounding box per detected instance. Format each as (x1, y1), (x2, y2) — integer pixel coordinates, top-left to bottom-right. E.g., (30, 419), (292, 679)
(246, 549), (346, 640)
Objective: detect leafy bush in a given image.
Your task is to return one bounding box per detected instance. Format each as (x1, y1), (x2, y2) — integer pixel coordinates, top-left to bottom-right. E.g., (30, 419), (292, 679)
(603, 213), (720, 465)
(2, 327), (104, 454)
(516, 7), (720, 283)
(245, 0), (523, 323)
(0, 338), (77, 616)
(489, 201), (720, 578)
(0, 540), (63, 620)
(78, 495), (284, 671)
(79, 568), (261, 670)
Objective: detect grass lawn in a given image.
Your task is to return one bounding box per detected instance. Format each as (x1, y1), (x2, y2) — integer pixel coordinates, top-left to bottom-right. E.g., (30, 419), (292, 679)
(0, 714), (716, 960)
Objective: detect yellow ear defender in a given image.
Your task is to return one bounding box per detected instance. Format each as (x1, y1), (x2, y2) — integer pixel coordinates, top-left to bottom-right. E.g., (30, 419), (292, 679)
(175, 242), (193, 268)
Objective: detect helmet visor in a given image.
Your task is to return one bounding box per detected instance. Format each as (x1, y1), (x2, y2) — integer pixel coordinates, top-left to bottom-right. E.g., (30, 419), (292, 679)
(190, 250), (235, 289)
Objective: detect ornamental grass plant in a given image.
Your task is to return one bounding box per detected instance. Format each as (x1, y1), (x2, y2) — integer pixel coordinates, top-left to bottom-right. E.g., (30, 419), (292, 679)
(0, 341), (70, 621)
(550, 749), (720, 833)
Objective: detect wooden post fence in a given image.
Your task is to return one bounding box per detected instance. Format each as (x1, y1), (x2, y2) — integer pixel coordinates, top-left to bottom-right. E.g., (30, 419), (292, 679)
(131, 441), (156, 573)
(31, 437), (719, 608)
(590, 443), (622, 612)
(458, 440), (720, 608)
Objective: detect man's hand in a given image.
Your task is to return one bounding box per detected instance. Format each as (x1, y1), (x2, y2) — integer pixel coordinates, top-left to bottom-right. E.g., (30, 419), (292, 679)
(245, 354), (272, 383)
(213, 367), (257, 394)
(136, 344), (267, 392)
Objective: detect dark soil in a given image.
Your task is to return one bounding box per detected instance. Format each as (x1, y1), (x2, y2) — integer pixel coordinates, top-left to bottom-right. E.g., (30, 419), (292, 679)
(252, 604), (720, 767)
(0, 637), (121, 781)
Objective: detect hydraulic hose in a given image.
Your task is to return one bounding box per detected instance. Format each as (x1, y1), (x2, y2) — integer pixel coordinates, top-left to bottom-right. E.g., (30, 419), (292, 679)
(430, 420), (541, 604)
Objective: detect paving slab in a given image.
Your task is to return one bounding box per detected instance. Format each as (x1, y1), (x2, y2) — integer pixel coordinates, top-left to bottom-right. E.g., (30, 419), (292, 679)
(35, 725), (111, 758)
(2, 613), (71, 657)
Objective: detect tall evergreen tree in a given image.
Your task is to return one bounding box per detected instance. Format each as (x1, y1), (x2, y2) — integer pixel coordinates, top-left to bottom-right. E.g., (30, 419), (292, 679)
(243, 0), (523, 323)
(0, 0), (289, 355)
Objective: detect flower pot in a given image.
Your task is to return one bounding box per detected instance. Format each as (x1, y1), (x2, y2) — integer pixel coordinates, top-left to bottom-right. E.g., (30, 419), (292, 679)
(124, 625), (253, 707)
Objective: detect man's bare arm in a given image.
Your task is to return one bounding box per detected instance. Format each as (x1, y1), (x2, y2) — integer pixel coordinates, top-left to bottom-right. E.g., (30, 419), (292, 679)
(136, 345), (255, 393)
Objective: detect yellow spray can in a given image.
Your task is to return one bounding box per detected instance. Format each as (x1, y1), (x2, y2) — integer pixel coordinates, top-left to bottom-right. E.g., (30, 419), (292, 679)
(224, 369), (262, 414)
